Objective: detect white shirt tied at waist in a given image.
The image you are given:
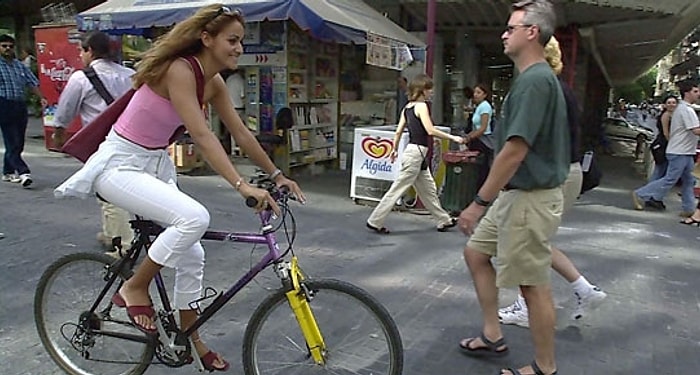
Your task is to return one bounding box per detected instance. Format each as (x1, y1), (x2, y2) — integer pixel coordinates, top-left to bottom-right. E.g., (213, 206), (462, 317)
(53, 58), (135, 128)
(55, 129), (176, 200)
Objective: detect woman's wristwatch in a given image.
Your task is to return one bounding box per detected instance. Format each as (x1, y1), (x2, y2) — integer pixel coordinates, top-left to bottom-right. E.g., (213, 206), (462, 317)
(270, 168), (283, 181)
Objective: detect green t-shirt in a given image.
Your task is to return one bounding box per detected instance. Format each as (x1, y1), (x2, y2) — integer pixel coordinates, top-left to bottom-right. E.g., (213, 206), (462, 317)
(495, 62), (570, 190)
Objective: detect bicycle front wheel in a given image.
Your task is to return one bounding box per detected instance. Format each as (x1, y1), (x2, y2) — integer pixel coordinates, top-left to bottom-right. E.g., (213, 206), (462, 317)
(242, 279), (403, 375)
(34, 252), (154, 375)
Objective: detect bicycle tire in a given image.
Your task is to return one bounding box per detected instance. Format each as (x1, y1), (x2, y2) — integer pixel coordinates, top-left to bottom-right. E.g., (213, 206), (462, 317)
(34, 252), (154, 375)
(242, 278), (403, 375)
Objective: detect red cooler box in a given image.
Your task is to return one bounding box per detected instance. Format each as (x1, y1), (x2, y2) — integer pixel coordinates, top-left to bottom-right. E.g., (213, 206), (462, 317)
(34, 24), (84, 151)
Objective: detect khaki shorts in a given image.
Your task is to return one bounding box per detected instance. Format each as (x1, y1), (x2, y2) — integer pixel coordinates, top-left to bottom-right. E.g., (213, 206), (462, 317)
(467, 187), (563, 288)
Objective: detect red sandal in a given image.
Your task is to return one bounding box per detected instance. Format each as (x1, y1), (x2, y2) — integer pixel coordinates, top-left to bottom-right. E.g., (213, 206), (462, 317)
(111, 292), (157, 335)
(200, 350), (230, 372)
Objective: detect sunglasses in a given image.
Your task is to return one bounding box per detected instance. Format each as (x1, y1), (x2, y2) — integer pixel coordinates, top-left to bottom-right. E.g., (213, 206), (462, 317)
(0, 44), (14, 49)
(504, 24), (533, 35)
(207, 6), (242, 23)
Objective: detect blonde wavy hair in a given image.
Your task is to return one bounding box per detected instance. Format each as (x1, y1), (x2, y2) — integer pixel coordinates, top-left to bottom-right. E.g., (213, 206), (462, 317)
(132, 4), (245, 88)
(544, 36), (563, 75)
(408, 74), (433, 101)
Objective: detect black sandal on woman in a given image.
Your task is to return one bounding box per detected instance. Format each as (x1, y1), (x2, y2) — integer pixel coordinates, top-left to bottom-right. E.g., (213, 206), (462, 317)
(680, 217), (700, 226)
(366, 222), (390, 234)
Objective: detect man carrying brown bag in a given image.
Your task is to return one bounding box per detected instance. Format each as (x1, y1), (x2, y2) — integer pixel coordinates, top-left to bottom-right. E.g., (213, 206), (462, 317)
(53, 31), (135, 254)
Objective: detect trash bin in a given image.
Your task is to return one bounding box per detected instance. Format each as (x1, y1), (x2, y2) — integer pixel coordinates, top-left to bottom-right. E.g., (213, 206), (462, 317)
(440, 150), (485, 215)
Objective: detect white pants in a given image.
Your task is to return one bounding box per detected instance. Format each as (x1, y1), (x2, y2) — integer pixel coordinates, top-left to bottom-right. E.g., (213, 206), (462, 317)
(368, 144), (452, 228)
(95, 168), (209, 310)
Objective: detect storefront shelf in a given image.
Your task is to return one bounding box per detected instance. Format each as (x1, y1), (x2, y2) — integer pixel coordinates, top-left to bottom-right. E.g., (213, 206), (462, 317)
(290, 144), (336, 153)
(294, 123), (334, 130)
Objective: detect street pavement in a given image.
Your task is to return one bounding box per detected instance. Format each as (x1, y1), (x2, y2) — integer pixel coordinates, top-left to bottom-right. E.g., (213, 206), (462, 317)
(1, 118), (699, 374)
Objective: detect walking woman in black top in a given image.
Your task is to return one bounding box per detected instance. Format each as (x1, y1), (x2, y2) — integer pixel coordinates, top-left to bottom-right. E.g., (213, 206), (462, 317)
(367, 74), (466, 233)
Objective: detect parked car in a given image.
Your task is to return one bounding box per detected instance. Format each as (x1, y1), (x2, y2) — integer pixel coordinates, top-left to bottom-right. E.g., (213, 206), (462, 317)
(602, 117), (654, 142)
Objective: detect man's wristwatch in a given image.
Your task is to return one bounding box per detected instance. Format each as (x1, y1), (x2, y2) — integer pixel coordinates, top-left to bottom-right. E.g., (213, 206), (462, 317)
(473, 194), (491, 207)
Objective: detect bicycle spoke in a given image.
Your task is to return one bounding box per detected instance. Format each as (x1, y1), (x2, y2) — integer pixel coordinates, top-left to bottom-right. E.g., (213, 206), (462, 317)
(243, 279), (402, 375)
(35, 253), (154, 375)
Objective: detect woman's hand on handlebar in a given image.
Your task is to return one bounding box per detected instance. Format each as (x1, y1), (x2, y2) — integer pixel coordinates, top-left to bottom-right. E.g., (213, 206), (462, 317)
(239, 184), (281, 215)
(274, 175), (306, 204)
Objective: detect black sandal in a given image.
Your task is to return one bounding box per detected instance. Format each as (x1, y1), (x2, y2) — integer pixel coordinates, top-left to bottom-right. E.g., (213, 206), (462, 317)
(458, 332), (509, 358)
(499, 360), (557, 375)
(437, 218), (457, 232)
(366, 222), (390, 234)
(680, 217), (700, 226)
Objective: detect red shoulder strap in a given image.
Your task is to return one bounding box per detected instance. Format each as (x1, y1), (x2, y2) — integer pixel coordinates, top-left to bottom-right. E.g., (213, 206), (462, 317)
(183, 56), (205, 106)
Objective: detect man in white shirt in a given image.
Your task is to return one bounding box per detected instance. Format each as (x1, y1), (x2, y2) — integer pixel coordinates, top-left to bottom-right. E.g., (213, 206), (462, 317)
(633, 80), (700, 216)
(53, 31), (135, 253)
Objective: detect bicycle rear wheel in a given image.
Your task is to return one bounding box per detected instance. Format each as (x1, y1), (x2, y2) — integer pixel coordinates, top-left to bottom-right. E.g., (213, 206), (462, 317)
(34, 252), (154, 375)
(242, 278), (403, 375)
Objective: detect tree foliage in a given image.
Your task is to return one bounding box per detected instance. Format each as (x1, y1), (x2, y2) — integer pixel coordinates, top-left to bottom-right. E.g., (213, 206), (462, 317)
(616, 67), (658, 103)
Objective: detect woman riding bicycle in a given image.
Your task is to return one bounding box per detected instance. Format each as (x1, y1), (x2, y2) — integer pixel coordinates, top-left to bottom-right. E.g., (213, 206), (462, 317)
(55, 4), (304, 371)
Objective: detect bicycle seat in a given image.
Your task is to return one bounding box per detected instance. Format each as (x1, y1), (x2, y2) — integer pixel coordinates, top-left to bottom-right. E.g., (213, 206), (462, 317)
(130, 218), (165, 237)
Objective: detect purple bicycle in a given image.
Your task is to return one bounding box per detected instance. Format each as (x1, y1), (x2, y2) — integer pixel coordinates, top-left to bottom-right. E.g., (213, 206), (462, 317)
(34, 176), (403, 375)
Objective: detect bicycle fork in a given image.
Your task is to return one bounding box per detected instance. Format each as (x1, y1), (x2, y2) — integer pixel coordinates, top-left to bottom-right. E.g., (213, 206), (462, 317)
(282, 257), (327, 364)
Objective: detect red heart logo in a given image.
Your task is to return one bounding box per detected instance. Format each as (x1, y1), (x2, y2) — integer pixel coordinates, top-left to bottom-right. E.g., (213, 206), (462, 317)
(362, 137), (394, 159)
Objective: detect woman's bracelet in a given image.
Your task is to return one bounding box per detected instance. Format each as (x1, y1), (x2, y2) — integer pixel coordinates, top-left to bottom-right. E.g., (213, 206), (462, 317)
(234, 177), (244, 191)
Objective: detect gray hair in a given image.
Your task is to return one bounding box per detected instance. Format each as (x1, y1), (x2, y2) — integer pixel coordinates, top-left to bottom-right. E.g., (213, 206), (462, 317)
(512, 0), (557, 46)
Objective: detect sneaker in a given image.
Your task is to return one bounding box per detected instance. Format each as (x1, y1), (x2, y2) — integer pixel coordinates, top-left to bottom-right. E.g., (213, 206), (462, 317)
(498, 295), (529, 328)
(570, 286), (607, 320)
(646, 199), (666, 210)
(19, 173), (32, 188)
(96, 232), (112, 249)
(2, 174), (20, 183)
(631, 191), (644, 210)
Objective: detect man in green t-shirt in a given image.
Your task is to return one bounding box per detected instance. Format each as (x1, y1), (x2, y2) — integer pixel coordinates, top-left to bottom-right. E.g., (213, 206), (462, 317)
(456, 1), (569, 375)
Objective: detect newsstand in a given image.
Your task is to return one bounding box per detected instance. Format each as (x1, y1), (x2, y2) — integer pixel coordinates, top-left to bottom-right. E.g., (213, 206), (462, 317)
(440, 150), (485, 215)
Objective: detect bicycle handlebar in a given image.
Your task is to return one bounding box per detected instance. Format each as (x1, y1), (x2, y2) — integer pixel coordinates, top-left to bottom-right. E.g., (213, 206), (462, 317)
(245, 176), (294, 209)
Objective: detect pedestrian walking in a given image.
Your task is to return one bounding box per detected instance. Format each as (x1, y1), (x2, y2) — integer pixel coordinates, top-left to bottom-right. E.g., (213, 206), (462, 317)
(0, 34), (47, 187)
(52, 31), (136, 252)
(464, 83), (495, 189)
(54, 5), (305, 371)
(498, 36), (606, 328)
(632, 80), (700, 217)
(648, 95), (678, 185)
(456, 1), (568, 374)
(366, 73), (465, 234)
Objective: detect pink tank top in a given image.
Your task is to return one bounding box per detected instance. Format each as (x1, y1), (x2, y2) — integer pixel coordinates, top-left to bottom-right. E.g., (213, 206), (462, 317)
(113, 84), (184, 149)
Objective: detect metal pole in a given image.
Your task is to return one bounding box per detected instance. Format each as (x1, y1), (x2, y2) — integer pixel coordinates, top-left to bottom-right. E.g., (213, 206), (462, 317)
(413, 0), (437, 211)
(426, 0), (436, 77)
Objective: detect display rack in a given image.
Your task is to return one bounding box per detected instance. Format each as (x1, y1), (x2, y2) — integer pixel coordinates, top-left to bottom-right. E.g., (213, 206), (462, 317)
(283, 30), (340, 170)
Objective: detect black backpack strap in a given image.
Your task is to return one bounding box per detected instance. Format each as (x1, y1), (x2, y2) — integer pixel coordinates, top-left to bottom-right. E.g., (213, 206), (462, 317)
(83, 66), (115, 105)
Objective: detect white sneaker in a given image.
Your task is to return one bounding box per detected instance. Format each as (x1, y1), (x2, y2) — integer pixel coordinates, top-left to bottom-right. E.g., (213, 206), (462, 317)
(498, 295), (529, 328)
(2, 174), (20, 183)
(19, 173), (32, 188)
(570, 286), (607, 320)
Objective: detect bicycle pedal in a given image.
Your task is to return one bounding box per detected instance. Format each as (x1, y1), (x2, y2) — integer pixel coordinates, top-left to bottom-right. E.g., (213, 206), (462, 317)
(187, 287), (218, 314)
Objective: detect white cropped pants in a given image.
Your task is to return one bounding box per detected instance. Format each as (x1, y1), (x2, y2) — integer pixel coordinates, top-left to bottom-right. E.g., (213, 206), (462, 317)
(368, 144), (452, 228)
(95, 168), (210, 310)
